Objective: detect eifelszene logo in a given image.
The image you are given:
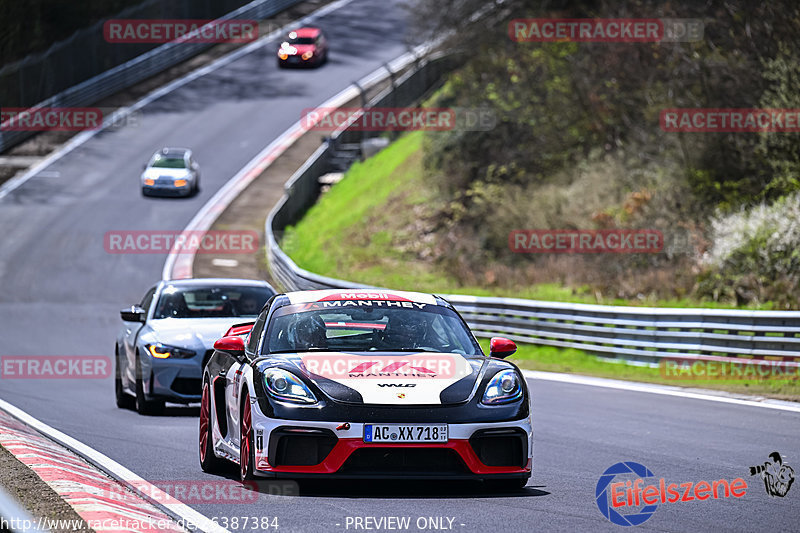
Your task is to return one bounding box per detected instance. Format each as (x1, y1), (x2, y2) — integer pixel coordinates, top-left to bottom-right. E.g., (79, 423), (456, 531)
(595, 461), (747, 526)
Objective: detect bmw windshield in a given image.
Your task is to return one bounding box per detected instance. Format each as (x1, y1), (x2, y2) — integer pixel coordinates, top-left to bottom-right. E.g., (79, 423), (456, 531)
(153, 285), (271, 319)
(150, 156), (186, 168)
(264, 301), (482, 355)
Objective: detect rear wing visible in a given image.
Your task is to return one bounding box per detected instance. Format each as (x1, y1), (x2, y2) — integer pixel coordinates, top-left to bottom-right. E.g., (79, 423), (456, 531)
(224, 321), (256, 337)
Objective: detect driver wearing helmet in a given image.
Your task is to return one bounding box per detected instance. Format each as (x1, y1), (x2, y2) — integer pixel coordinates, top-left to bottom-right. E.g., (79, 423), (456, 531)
(382, 312), (429, 349)
(237, 294), (261, 316)
(289, 314), (328, 351)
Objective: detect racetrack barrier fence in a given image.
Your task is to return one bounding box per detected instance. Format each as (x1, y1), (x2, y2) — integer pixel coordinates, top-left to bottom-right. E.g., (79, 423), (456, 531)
(264, 54), (800, 367)
(0, 0), (304, 154)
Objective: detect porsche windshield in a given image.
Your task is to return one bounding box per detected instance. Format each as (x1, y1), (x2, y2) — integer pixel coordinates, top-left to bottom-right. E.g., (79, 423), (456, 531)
(264, 301), (481, 355)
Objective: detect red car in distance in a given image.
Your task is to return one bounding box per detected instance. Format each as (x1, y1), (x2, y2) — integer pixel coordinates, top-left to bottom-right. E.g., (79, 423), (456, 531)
(277, 27), (329, 68)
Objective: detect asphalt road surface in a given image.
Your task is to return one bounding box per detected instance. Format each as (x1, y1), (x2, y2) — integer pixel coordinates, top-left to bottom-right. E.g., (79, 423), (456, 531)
(0, 0), (798, 531)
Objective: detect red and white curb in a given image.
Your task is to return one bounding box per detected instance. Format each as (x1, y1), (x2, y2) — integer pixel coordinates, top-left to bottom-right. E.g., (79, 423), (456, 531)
(0, 400), (228, 533)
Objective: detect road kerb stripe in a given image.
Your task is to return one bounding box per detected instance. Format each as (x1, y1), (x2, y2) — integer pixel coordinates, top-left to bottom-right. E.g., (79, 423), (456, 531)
(0, 398), (229, 533)
(162, 42), (433, 280)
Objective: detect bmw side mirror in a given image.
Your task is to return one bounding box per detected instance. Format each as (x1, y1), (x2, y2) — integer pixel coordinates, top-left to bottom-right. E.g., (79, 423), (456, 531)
(120, 305), (146, 323)
(489, 337), (517, 359)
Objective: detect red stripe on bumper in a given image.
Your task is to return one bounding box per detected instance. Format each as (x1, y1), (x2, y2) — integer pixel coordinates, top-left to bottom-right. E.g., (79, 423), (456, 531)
(257, 438), (530, 475)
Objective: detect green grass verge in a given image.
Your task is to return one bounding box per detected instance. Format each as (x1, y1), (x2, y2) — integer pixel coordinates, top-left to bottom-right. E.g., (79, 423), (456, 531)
(282, 131), (772, 309)
(281, 131), (798, 400)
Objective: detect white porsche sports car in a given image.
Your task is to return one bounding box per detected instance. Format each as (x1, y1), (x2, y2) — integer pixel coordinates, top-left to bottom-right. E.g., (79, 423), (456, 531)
(200, 288), (533, 489)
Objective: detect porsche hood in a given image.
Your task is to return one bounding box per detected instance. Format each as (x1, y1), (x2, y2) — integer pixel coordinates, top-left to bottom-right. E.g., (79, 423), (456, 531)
(272, 351), (496, 405)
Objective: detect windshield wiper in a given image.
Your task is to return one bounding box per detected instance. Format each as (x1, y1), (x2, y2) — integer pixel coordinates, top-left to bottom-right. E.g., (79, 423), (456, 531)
(372, 348), (442, 353)
(268, 348), (331, 354)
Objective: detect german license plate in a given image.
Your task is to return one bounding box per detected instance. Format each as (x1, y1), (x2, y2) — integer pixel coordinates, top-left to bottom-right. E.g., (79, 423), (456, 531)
(363, 424), (448, 443)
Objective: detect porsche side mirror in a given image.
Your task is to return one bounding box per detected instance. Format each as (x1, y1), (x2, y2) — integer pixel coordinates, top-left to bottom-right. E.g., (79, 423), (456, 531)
(120, 305), (146, 323)
(489, 337), (517, 359)
(214, 335), (246, 358)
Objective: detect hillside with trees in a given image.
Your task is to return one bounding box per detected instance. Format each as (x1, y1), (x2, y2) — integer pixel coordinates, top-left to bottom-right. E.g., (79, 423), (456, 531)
(402, 0), (800, 308)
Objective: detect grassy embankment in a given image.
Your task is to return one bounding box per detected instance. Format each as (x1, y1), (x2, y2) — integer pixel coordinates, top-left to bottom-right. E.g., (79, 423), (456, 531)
(281, 132), (800, 400)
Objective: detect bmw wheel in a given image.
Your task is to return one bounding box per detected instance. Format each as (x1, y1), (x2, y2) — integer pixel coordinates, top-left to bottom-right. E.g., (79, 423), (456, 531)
(114, 348), (134, 409)
(135, 352), (164, 415)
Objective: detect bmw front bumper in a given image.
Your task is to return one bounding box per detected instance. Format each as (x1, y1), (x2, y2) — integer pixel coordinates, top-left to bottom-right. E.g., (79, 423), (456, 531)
(141, 354), (203, 403)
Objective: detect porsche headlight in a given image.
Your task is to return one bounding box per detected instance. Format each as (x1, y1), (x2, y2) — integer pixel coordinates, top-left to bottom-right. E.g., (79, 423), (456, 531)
(301, 50), (313, 60)
(264, 369), (317, 404)
(481, 370), (523, 405)
(146, 343), (196, 359)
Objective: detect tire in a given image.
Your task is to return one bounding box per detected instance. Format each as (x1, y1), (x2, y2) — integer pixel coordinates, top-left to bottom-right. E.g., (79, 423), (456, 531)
(239, 393), (255, 482)
(115, 348), (135, 409)
(200, 381), (225, 473)
(135, 353), (164, 415)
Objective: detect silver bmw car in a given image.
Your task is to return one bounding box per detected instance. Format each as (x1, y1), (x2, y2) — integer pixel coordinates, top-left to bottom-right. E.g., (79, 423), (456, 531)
(115, 278), (275, 415)
(141, 147), (200, 197)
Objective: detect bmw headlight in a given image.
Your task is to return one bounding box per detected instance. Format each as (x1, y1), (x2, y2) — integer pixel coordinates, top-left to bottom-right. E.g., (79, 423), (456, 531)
(481, 370), (523, 405)
(264, 368), (317, 404)
(146, 343), (196, 359)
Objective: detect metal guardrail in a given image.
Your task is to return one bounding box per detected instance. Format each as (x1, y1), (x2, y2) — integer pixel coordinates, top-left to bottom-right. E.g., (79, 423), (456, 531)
(0, 0), (303, 154)
(264, 55), (800, 366)
(267, 52), (455, 289)
(444, 295), (800, 365)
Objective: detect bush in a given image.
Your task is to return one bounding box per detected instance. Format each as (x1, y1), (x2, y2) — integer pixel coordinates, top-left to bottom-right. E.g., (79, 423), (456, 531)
(697, 192), (800, 307)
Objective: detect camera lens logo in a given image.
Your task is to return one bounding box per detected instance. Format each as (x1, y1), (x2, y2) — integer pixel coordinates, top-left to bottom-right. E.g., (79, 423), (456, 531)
(749, 452), (794, 497)
(596, 462), (658, 526)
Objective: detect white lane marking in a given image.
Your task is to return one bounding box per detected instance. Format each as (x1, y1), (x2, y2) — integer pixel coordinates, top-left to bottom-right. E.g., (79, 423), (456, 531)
(522, 370), (800, 413)
(211, 258), (239, 267)
(0, 0), (359, 202)
(161, 43), (433, 280)
(0, 398), (230, 533)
